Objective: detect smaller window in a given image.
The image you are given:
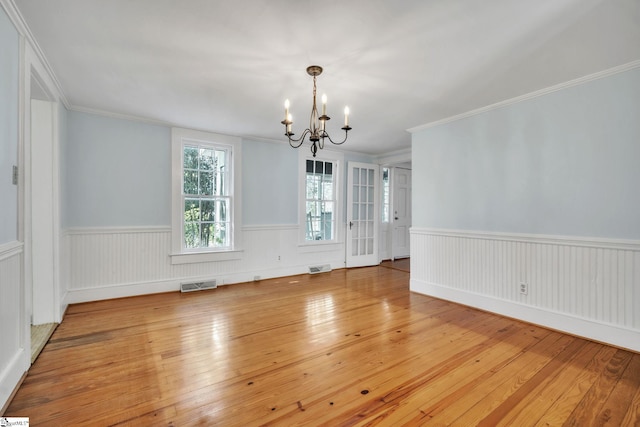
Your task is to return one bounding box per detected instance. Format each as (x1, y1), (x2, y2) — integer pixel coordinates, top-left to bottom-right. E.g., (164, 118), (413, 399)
(382, 167), (390, 223)
(305, 159), (336, 241)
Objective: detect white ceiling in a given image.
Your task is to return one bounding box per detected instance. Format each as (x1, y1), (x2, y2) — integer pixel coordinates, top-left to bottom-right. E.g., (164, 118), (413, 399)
(13, 0), (640, 156)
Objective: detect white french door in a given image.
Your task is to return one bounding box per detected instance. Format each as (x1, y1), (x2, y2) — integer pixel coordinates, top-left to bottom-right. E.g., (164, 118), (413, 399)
(346, 162), (379, 267)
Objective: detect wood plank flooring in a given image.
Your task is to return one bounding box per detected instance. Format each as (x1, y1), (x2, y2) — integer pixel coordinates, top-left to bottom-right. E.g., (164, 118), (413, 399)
(5, 265), (640, 426)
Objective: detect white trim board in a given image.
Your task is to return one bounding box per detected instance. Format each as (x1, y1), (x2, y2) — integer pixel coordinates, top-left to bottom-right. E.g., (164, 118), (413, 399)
(411, 279), (640, 353)
(412, 227), (640, 251)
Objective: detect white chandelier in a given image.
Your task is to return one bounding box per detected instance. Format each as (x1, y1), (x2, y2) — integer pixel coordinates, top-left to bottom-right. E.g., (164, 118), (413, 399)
(281, 65), (351, 157)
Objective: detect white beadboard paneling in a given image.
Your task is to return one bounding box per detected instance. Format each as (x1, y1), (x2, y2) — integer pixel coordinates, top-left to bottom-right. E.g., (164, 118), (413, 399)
(63, 225), (346, 304)
(0, 243), (27, 410)
(410, 228), (640, 352)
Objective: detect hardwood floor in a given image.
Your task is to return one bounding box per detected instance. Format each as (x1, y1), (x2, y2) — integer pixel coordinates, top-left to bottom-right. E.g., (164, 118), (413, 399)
(5, 266), (640, 426)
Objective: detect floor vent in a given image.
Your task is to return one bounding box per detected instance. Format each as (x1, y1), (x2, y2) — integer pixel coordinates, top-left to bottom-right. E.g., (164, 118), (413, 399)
(308, 264), (332, 274)
(180, 280), (217, 293)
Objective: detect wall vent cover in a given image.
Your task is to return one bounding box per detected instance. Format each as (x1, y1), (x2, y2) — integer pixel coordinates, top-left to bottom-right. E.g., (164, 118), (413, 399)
(308, 264), (332, 274)
(180, 280), (217, 293)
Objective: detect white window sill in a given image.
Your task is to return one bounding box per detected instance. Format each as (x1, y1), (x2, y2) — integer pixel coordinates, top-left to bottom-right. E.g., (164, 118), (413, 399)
(170, 249), (244, 265)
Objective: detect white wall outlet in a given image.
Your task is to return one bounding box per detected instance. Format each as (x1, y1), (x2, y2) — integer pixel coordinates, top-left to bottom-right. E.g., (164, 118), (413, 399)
(519, 282), (528, 295)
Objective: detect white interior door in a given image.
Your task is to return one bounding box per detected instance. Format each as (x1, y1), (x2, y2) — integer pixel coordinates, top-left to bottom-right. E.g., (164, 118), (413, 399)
(392, 167), (411, 259)
(346, 162), (379, 267)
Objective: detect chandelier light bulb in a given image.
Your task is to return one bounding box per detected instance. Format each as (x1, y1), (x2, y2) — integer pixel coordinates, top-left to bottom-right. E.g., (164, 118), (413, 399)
(344, 106), (350, 126)
(284, 99), (290, 122)
(322, 94), (327, 115)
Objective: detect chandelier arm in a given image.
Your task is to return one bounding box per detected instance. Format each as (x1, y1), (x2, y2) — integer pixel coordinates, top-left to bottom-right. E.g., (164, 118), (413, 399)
(321, 127), (351, 146)
(287, 128), (311, 148)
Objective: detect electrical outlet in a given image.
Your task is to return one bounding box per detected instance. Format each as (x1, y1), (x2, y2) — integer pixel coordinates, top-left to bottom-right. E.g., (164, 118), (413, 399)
(519, 282), (528, 295)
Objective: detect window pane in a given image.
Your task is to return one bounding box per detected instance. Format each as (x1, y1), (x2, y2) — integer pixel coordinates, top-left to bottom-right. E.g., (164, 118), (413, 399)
(184, 199), (200, 221)
(218, 200), (227, 222)
(323, 178), (333, 199)
(217, 223), (229, 247)
(183, 146), (198, 169)
(184, 222), (200, 248)
(306, 175), (319, 199)
(214, 149), (226, 170)
(200, 222), (211, 247)
(183, 171), (198, 195)
(199, 171), (213, 195)
(201, 200), (215, 222)
(200, 148), (214, 170)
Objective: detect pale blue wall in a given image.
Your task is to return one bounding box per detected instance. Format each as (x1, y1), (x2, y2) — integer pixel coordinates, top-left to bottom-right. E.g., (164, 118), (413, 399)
(64, 111), (171, 227)
(64, 111), (314, 228)
(242, 139), (298, 225)
(412, 67), (640, 239)
(0, 8), (19, 244)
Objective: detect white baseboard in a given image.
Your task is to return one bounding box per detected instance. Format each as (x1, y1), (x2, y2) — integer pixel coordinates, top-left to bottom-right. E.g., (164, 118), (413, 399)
(64, 278), (180, 304)
(64, 262), (345, 304)
(0, 349), (27, 413)
(411, 278), (640, 353)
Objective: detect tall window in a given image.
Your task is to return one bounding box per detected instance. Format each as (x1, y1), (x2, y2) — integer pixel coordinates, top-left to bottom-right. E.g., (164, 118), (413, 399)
(382, 167), (390, 223)
(171, 128), (241, 262)
(305, 159), (336, 241)
(182, 144), (230, 249)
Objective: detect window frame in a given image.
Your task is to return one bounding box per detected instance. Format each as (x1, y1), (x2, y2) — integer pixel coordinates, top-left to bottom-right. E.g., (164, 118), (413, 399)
(170, 127), (242, 264)
(298, 148), (343, 247)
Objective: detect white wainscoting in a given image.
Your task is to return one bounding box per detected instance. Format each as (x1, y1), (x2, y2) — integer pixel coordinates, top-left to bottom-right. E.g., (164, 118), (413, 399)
(62, 225), (346, 304)
(410, 228), (640, 352)
(0, 242), (27, 411)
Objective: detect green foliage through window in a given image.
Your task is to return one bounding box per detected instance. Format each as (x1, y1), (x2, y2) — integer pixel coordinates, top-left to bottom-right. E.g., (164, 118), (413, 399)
(182, 144), (230, 249)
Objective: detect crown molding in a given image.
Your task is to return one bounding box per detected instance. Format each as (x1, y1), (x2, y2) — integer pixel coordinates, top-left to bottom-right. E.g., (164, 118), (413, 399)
(375, 147), (412, 166)
(1, 0), (69, 108)
(69, 104), (176, 128)
(408, 59), (640, 134)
